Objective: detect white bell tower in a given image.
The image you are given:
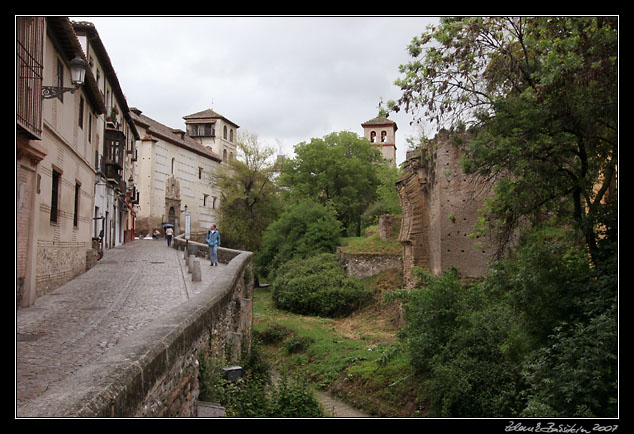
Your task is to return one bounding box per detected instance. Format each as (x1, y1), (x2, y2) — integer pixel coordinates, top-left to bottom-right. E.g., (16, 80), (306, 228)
(361, 114), (397, 165)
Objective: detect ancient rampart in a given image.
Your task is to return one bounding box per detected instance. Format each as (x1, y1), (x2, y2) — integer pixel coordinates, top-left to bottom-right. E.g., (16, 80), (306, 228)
(397, 130), (497, 287)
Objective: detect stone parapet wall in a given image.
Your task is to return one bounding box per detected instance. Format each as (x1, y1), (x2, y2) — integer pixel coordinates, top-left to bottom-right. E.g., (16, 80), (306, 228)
(172, 232), (245, 264)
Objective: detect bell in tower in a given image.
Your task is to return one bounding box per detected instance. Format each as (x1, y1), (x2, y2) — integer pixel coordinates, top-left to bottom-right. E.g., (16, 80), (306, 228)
(183, 108), (239, 163)
(361, 114), (397, 165)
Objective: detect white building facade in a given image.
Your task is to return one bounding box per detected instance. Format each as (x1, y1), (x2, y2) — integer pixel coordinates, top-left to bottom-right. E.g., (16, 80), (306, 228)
(130, 108), (237, 237)
(361, 115), (397, 166)
(73, 21), (140, 250)
(184, 109), (238, 163)
(16, 17), (141, 305)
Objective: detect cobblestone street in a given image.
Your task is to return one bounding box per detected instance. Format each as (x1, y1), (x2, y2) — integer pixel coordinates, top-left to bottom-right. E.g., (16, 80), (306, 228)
(16, 239), (225, 414)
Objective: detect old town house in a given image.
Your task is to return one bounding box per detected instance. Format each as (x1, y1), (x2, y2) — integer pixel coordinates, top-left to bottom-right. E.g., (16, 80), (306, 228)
(72, 21), (140, 249)
(129, 108), (239, 237)
(16, 17), (138, 307)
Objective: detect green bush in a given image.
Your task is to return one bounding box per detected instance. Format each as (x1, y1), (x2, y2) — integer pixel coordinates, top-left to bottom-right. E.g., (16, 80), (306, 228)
(198, 343), (322, 417)
(397, 228), (617, 418)
(426, 301), (525, 417)
(272, 253), (374, 317)
(255, 323), (293, 344)
(487, 229), (594, 351)
(400, 268), (468, 373)
(269, 375), (323, 418)
(283, 335), (315, 354)
(399, 269), (524, 417)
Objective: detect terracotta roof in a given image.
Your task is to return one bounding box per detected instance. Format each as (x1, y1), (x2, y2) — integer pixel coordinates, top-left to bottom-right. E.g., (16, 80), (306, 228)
(361, 116), (398, 131)
(183, 109), (240, 128)
(129, 108), (222, 162)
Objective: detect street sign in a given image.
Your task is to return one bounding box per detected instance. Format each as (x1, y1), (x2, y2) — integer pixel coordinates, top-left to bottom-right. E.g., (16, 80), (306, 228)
(185, 211), (191, 240)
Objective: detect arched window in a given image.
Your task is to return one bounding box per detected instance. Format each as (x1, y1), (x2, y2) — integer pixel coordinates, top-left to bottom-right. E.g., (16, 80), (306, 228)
(381, 131), (387, 143)
(223, 149), (227, 161)
(223, 125), (228, 139)
(171, 157), (175, 174)
(370, 131), (376, 143)
(230, 129), (233, 142)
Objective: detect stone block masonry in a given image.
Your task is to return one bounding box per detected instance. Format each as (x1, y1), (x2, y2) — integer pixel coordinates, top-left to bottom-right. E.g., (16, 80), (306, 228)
(338, 250), (402, 280)
(397, 130), (499, 287)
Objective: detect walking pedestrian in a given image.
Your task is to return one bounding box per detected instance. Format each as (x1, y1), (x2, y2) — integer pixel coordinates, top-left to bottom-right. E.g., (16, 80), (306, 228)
(165, 226), (174, 246)
(205, 224), (221, 266)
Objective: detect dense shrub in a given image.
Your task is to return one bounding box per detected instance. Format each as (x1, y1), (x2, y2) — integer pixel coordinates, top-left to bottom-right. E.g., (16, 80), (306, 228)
(399, 269), (524, 417)
(255, 323), (293, 345)
(269, 375), (323, 418)
(198, 342), (323, 417)
(272, 253), (374, 317)
(256, 200), (343, 279)
(516, 244), (618, 418)
(520, 303), (618, 418)
(283, 335), (315, 354)
(397, 228), (617, 418)
(487, 229), (595, 352)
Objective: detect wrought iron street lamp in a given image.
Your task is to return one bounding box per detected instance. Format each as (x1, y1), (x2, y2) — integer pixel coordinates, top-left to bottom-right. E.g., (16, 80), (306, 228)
(42, 55), (88, 99)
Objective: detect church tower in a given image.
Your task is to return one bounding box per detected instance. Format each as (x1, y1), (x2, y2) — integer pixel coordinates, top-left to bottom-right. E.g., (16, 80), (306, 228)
(183, 109), (239, 163)
(361, 115), (397, 165)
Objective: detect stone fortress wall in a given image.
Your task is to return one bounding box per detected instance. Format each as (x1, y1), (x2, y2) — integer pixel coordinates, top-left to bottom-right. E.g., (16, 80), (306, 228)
(397, 130), (498, 287)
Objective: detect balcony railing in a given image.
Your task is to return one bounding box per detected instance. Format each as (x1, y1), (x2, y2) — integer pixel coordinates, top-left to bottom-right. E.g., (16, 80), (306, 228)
(104, 128), (126, 169)
(16, 17), (45, 139)
(95, 152), (122, 187)
(128, 185), (139, 204)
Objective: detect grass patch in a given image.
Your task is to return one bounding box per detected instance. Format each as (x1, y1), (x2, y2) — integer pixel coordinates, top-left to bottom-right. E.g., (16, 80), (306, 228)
(339, 223), (401, 255)
(252, 268), (429, 417)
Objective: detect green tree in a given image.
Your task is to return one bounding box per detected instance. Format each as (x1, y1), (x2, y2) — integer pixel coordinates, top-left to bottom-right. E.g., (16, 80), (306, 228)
(391, 16), (617, 268)
(391, 18), (617, 417)
(520, 303), (618, 417)
(212, 131), (281, 252)
(361, 163), (402, 229)
(278, 131), (383, 236)
(488, 229), (594, 350)
(398, 268), (524, 417)
(255, 200), (342, 278)
(490, 229), (618, 417)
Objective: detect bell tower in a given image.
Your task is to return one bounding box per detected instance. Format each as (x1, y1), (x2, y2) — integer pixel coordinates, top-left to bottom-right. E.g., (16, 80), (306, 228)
(183, 109), (239, 163)
(361, 115), (397, 166)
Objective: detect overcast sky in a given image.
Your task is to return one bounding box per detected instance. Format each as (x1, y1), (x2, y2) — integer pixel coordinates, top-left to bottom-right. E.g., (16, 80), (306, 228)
(71, 16), (440, 165)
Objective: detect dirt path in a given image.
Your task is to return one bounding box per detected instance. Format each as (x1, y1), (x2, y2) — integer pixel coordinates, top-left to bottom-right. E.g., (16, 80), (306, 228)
(314, 391), (370, 418)
(271, 370), (370, 417)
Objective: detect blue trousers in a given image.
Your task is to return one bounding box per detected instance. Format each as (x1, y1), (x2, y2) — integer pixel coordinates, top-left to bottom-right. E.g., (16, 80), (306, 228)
(209, 245), (218, 264)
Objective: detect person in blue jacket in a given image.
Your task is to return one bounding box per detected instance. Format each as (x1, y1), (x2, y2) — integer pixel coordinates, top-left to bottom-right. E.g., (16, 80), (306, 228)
(205, 224), (221, 266)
